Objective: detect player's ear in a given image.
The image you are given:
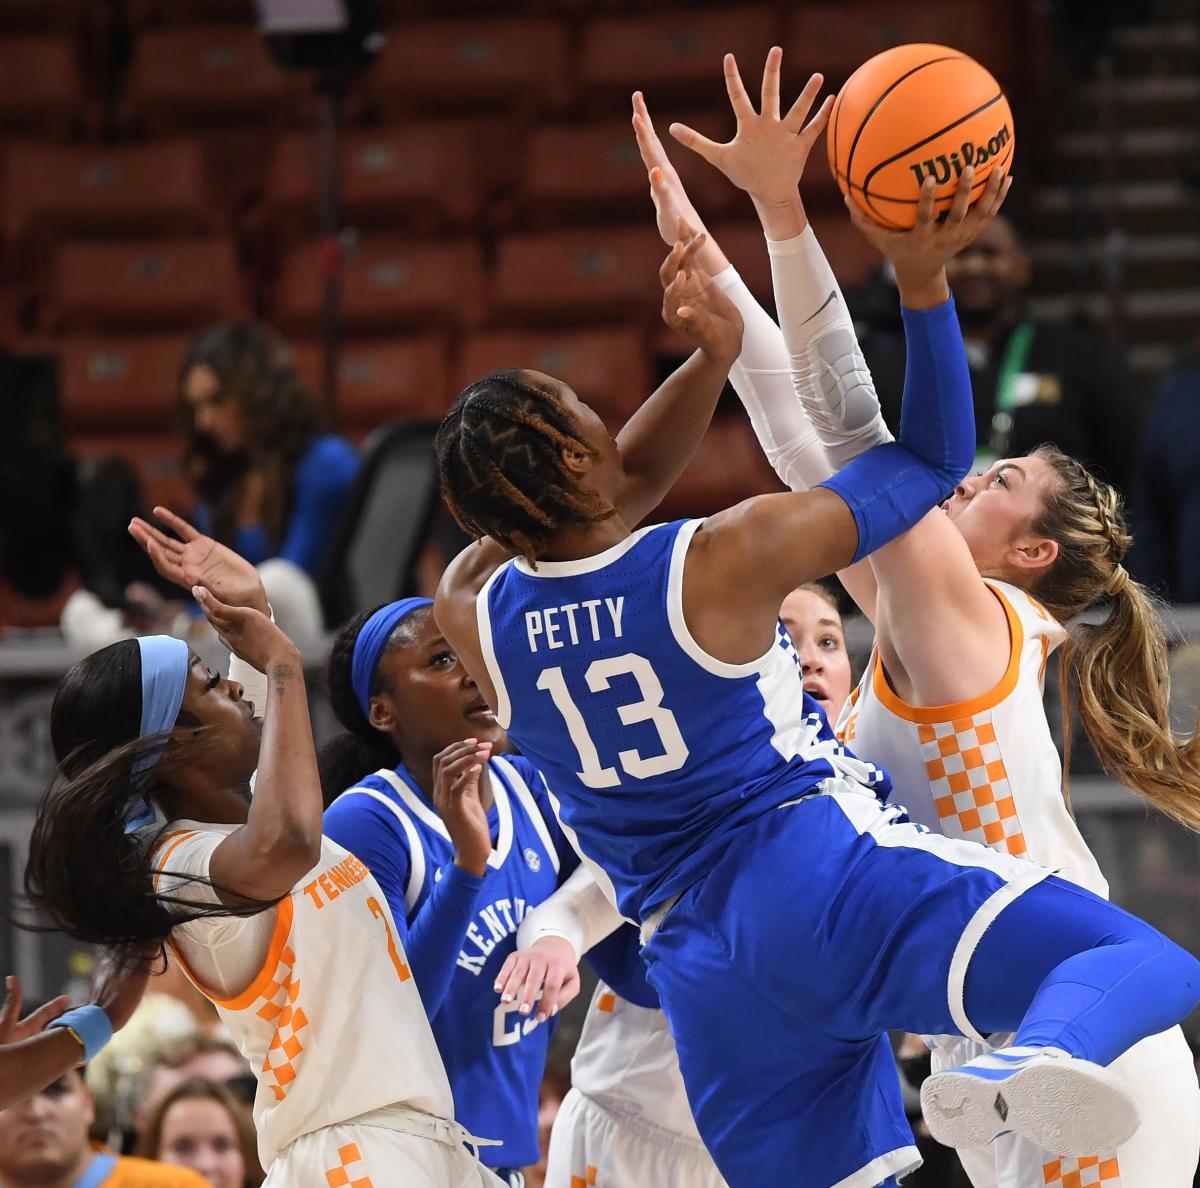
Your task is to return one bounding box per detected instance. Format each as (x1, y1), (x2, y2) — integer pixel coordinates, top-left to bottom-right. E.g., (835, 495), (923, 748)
(368, 695), (396, 734)
(560, 445), (593, 477)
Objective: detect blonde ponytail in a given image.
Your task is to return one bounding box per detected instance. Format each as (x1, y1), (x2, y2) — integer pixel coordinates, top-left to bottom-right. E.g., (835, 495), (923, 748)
(1030, 444), (1200, 831)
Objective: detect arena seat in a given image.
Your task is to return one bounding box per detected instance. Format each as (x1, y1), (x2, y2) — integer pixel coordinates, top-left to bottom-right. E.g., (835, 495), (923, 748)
(273, 237), (484, 336)
(578, 8), (778, 106)
(455, 326), (651, 429)
(365, 18), (570, 117)
(490, 228), (669, 324)
(70, 433), (191, 512)
(4, 140), (213, 273)
(263, 124), (486, 243)
(0, 36), (81, 137)
(57, 334), (189, 434)
(517, 110), (738, 227)
(50, 237), (243, 332)
(786, 1), (1006, 83)
(124, 25), (293, 133)
(292, 335), (452, 430)
(0, 0), (79, 33)
(657, 418), (785, 520)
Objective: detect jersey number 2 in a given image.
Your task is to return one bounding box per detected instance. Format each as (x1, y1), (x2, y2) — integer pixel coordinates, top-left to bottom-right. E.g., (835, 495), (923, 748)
(536, 654), (689, 788)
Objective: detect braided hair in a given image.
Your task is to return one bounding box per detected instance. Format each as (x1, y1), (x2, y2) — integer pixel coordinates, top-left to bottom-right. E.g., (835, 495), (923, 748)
(435, 370), (615, 567)
(1026, 444), (1200, 830)
(317, 605), (434, 806)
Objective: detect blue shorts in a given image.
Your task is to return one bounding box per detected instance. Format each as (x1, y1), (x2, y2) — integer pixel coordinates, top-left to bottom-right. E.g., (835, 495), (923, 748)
(641, 787), (1048, 1188)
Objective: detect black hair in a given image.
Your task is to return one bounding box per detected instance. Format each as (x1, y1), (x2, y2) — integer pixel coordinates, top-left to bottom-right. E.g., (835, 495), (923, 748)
(24, 641), (277, 954)
(434, 369), (614, 566)
(317, 604), (433, 807)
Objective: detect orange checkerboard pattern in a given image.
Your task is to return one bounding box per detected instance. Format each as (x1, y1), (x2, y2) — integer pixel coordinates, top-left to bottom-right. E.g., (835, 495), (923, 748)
(918, 716), (1027, 857)
(597, 992), (616, 1013)
(569, 1166), (598, 1188)
(1043, 1154), (1121, 1186)
(256, 944), (310, 1102)
(326, 1142), (374, 1188)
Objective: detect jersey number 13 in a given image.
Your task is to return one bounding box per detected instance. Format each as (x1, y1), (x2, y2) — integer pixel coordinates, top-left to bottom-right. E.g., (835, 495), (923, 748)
(536, 654), (689, 788)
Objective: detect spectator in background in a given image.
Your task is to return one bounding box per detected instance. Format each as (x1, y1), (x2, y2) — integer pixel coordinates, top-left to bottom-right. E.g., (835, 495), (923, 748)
(181, 322), (358, 622)
(0, 1068), (207, 1188)
(853, 214), (1133, 492)
(135, 1035), (253, 1139)
(135, 1079), (263, 1188)
(1129, 353), (1200, 601)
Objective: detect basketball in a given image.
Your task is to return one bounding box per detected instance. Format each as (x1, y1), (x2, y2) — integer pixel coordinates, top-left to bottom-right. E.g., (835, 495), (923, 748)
(827, 44), (1015, 230)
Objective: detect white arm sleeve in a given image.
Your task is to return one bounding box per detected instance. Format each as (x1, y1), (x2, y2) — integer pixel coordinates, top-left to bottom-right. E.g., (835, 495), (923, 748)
(515, 863), (626, 962)
(766, 225), (894, 470)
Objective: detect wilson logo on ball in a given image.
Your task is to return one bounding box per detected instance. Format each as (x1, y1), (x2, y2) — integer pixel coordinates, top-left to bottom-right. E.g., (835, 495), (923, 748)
(908, 123), (1012, 186)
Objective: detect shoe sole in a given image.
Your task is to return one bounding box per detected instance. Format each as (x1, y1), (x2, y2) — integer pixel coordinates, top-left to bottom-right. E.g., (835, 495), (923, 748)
(920, 1058), (1141, 1155)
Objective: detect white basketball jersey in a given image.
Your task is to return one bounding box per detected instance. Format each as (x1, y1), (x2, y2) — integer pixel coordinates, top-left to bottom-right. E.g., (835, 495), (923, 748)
(838, 580), (1107, 896)
(152, 827), (455, 1165)
(570, 983), (703, 1140)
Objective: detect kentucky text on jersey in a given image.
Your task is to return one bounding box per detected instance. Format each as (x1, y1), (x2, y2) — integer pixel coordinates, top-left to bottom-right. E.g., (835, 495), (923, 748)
(525, 597), (625, 652)
(457, 897), (530, 974)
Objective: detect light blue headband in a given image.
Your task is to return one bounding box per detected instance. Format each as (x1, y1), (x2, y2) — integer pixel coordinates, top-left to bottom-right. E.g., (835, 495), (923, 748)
(351, 598), (433, 721)
(124, 635), (189, 835)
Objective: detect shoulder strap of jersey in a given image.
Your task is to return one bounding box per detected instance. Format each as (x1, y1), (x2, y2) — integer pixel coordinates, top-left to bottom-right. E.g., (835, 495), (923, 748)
(490, 755), (560, 875)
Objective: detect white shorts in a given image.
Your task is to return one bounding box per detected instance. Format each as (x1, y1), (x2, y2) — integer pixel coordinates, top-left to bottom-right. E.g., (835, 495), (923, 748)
(545, 1088), (728, 1188)
(931, 1026), (1200, 1188)
(265, 1111), (507, 1188)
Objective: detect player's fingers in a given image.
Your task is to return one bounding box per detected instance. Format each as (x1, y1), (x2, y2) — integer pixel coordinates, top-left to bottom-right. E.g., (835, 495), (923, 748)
(22, 995), (71, 1033)
(974, 167), (1007, 221)
(915, 175), (937, 228)
(558, 966), (582, 1012)
(723, 52), (756, 120)
(494, 951), (519, 995)
(0, 976), (19, 1036)
(783, 72), (825, 135)
(946, 165), (975, 226)
(496, 954), (529, 1003)
(760, 45), (783, 120)
(632, 92), (667, 164)
(668, 122), (723, 168)
(680, 227), (706, 261)
(535, 963), (570, 1022)
(152, 506), (200, 542)
(798, 93), (835, 145)
(993, 172), (1014, 217)
(658, 237), (687, 287)
(128, 517), (179, 554)
(518, 956), (547, 1015)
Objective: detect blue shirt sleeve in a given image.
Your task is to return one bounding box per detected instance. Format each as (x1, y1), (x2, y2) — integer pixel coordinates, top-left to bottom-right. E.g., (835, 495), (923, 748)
(514, 757), (582, 884)
(323, 787), (486, 1017)
(279, 435), (360, 577)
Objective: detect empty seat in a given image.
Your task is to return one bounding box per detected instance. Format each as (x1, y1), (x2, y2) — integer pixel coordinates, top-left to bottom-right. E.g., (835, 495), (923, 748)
(366, 18), (570, 117)
(5, 141), (212, 271)
(51, 237), (243, 332)
(274, 237), (484, 336)
(57, 335), (189, 433)
(125, 25), (293, 133)
(657, 419), (784, 520)
(264, 124), (485, 241)
(490, 228), (669, 324)
(518, 111), (738, 226)
(787, 2), (1005, 82)
(70, 433), (191, 512)
(456, 326), (651, 429)
(579, 8), (778, 105)
(293, 336), (452, 430)
(0, 36), (81, 137)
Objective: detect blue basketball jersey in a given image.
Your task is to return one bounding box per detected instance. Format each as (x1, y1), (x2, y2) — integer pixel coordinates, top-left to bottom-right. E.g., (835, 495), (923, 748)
(477, 519), (890, 922)
(328, 754), (574, 1168)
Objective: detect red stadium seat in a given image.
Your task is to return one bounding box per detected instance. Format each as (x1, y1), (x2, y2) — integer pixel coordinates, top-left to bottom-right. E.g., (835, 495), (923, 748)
(786, 2), (1006, 82)
(50, 237), (243, 332)
(274, 237), (484, 336)
(263, 124), (486, 242)
(490, 228), (669, 325)
(293, 336), (452, 430)
(70, 433), (191, 512)
(455, 326), (652, 429)
(57, 335), (189, 433)
(4, 140), (213, 272)
(657, 419), (784, 520)
(517, 110), (740, 227)
(0, 36), (81, 137)
(578, 8), (778, 106)
(124, 25), (293, 133)
(366, 18), (570, 117)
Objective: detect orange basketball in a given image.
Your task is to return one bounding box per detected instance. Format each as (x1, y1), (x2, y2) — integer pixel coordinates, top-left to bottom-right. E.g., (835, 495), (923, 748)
(827, 44), (1015, 230)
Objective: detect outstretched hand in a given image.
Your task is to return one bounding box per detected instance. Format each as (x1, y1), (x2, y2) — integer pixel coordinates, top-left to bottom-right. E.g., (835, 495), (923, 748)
(669, 48), (832, 215)
(194, 586), (296, 675)
(0, 977), (70, 1046)
(659, 224), (744, 362)
(846, 165), (1012, 303)
(129, 507), (268, 616)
